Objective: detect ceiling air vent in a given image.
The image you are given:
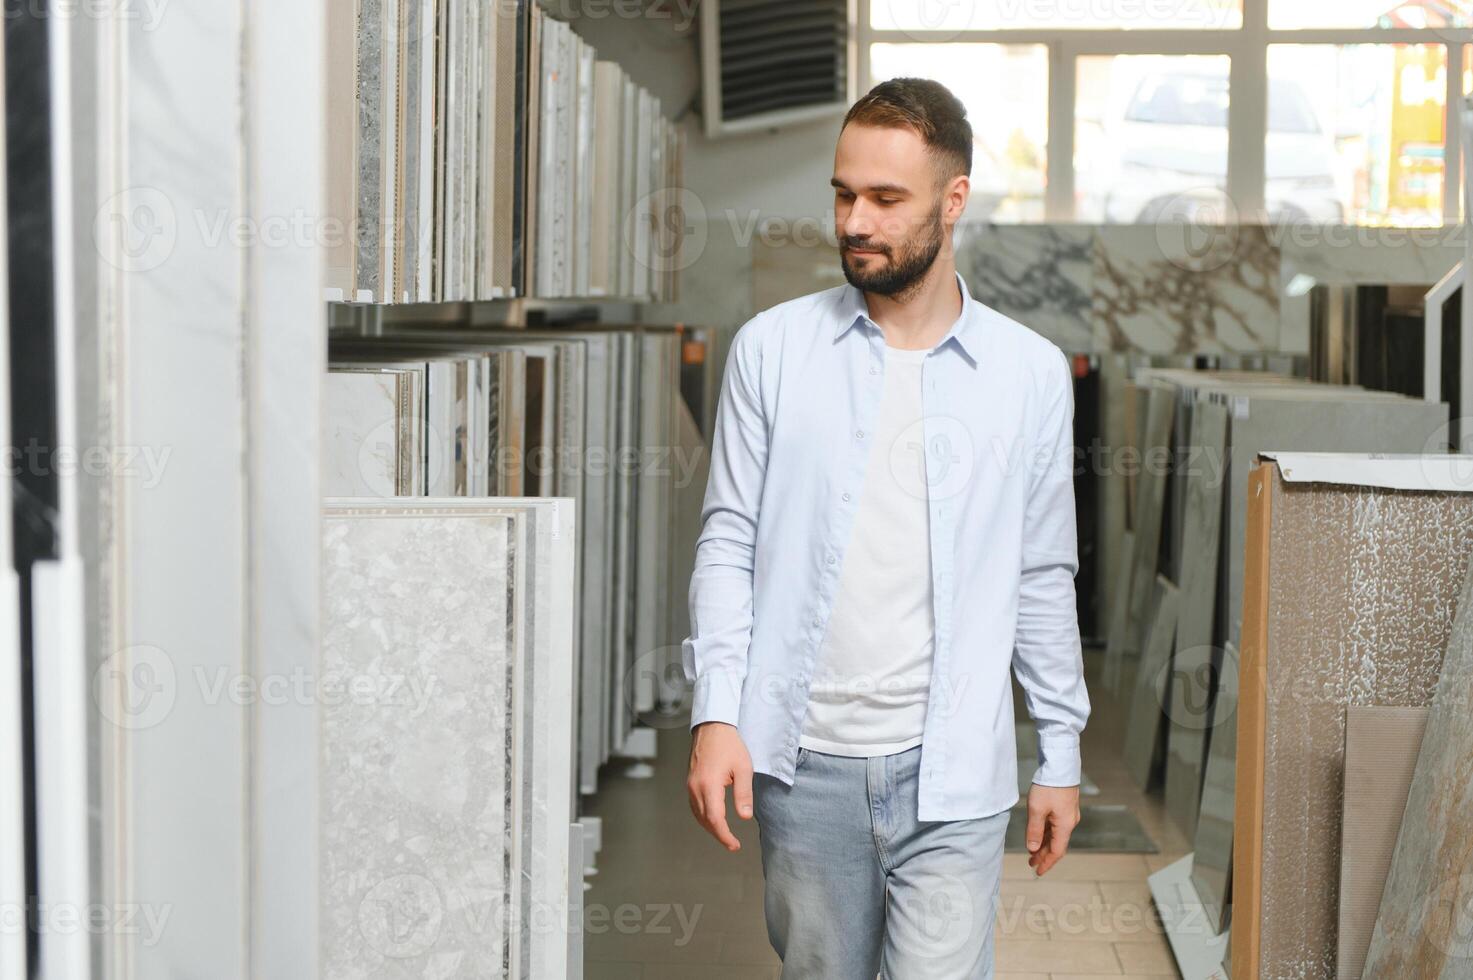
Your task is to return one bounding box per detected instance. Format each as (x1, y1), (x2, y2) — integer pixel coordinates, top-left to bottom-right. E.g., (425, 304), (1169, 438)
(700, 0), (856, 139)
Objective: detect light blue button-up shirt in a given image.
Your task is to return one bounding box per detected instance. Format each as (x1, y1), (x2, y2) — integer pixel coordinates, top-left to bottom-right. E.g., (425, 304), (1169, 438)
(682, 269), (1090, 821)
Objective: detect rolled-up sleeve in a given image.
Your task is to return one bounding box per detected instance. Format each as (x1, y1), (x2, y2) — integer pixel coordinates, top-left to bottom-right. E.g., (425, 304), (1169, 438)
(682, 320), (768, 729)
(1012, 347), (1091, 787)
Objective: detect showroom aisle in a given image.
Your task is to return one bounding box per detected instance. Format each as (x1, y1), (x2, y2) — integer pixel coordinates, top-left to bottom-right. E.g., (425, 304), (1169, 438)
(582, 647), (1189, 979)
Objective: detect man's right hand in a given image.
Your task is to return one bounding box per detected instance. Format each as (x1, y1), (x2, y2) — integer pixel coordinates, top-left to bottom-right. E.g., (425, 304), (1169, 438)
(686, 721), (754, 852)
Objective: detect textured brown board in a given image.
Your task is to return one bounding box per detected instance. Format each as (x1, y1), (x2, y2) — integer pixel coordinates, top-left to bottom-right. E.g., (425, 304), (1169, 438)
(1236, 462), (1473, 979)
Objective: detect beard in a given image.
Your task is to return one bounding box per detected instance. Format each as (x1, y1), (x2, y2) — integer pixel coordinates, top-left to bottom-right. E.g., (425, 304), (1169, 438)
(839, 203), (945, 301)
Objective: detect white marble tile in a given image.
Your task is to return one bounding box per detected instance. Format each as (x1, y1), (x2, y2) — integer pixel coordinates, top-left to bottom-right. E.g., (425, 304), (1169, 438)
(1094, 224), (1280, 353)
(956, 223), (1093, 352)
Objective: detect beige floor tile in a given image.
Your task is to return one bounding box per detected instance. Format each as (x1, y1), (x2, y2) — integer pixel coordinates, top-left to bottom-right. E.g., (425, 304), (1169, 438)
(995, 973), (1050, 980)
(1143, 851), (1190, 873)
(1034, 853), (1153, 882)
(1099, 880), (1154, 908)
(995, 938), (1121, 973)
(1052, 974), (1175, 980)
(1113, 936), (1179, 974)
(1049, 899), (1167, 944)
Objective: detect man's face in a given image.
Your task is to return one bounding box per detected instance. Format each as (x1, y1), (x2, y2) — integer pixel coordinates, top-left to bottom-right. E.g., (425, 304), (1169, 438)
(832, 122), (965, 298)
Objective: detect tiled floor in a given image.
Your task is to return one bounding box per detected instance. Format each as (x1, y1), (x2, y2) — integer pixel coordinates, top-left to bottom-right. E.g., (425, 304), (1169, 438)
(580, 647), (1188, 979)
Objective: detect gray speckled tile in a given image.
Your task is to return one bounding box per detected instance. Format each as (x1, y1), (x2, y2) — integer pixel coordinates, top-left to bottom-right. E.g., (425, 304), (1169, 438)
(321, 504), (516, 977)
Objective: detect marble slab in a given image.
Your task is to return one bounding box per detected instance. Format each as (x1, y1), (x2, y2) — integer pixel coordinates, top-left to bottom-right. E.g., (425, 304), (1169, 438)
(955, 223), (1093, 352)
(1363, 554), (1473, 979)
(610, 331), (639, 747)
(323, 368), (415, 496)
(354, 0), (386, 299)
(633, 333), (677, 714)
(1093, 224), (1280, 354)
(1148, 854), (1230, 980)
(321, 504), (516, 977)
(1123, 575), (1179, 791)
(1190, 641), (1239, 937)
(1106, 382), (1174, 692)
(1173, 399), (1228, 663)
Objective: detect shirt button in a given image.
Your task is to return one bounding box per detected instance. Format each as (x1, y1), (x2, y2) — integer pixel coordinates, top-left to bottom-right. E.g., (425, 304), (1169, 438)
(856, 429), (865, 440)
(812, 617), (821, 627)
(870, 367), (878, 376)
(841, 492), (851, 502)
(826, 554), (836, 565)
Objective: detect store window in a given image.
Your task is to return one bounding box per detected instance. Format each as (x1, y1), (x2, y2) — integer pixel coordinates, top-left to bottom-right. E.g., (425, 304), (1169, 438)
(1268, 0), (1472, 31)
(872, 0), (1242, 31)
(1074, 55), (1232, 223)
(870, 43), (1049, 222)
(1267, 44), (1447, 226)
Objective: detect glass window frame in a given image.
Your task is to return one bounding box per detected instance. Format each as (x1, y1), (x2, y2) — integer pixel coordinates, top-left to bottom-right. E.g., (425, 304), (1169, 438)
(859, 0), (1473, 225)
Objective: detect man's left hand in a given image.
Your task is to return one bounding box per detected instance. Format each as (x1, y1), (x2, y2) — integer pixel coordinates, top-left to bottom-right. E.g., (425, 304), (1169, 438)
(1025, 783), (1080, 876)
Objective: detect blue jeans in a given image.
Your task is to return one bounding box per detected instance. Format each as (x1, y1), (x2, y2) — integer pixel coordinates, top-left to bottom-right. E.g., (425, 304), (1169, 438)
(752, 744), (1008, 979)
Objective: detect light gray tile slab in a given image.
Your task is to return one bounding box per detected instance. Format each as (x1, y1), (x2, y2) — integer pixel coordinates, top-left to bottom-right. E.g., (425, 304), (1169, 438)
(321, 505), (516, 977)
(1164, 639), (1214, 841)
(1123, 575), (1180, 792)
(1103, 530), (1135, 694)
(323, 369), (414, 497)
(354, 0), (385, 298)
(1364, 554), (1473, 979)
(1148, 854), (1230, 980)
(1190, 642), (1239, 936)
(1105, 382), (1174, 692)
(1221, 394), (1449, 649)
(1173, 399), (1228, 660)
(610, 332), (639, 748)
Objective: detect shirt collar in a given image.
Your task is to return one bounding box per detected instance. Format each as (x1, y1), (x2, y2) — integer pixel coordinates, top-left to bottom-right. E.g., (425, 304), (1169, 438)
(833, 268), (982, 365)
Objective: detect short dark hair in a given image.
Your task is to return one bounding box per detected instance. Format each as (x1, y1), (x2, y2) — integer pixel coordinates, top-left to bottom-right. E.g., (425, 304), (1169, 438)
(841, 78), (972, 186)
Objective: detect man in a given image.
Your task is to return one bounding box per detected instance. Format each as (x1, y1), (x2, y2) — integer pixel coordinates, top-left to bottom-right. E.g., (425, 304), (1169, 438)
(682, 77), (1090, 978)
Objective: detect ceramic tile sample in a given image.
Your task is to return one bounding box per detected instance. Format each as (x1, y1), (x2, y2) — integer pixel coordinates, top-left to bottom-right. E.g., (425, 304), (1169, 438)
(1190, 641), (1239, 937)
(1123, 575), (1179, 791)
(1171, 399), (1228, 663)
(321, 504), (516, 977)
(323, 369), (414, 496)
(1106, 382), (1174, 691)
(1093, 224), (1280, 353)
(1221, 392), (1449, 649)
(1363, 553), (1473, 979)
(1164, 639), (1215, 840)
(1236, 462), (1473, 978)
(1339, 705), (1429, 980)
(956, 223), (1093, 351)
(354, 0), (386, 298)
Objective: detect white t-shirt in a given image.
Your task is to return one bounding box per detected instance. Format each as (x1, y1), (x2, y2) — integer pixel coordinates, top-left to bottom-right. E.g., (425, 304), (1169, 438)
(799, 343), (936, 756)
